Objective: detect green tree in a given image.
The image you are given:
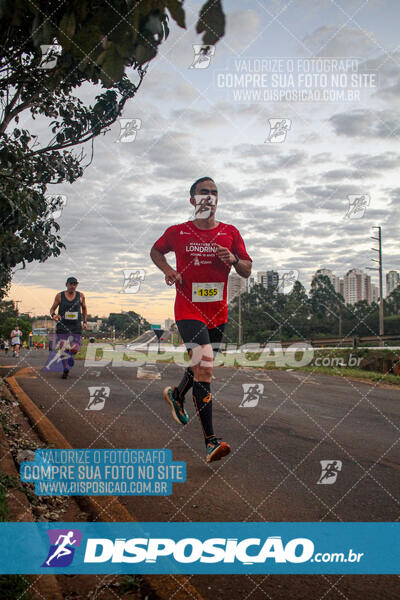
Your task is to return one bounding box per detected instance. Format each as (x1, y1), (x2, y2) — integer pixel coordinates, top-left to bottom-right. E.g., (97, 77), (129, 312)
(348, 299), (377, 336)
(282, 280), (311, 338)
(385, 286), (400, 316)
(1, 316), (31, 342)
(105, 311), (150, 338)
(85, 314), (100, 321)
(309, 273), (345, 335)
(0, 0), (226, 297)
(0, 299), (18, 324)
(383, 314), (400, 334)
(310, 273), (338, 317)
(225, 284), (291, 344)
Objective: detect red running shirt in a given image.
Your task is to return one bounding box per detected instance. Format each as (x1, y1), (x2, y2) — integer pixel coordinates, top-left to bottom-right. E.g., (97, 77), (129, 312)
(153, 221), (252, 328)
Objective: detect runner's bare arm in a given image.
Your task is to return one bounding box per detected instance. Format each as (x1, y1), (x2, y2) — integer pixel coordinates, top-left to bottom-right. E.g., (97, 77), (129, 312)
(80, 293), (88, 329)
(150, 246), (183, 286)
(215, 244), (252, 278)
(233, 259), (252, 278)
(50, 293), (62, 321)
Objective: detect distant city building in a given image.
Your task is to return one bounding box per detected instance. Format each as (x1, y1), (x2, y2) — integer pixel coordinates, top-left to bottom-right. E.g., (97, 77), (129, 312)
(164, 318), (174, 330)
(257, 270), (279, 290)
(228, 273), (246, 304)
(246, 276), (255, 293)
(257, 271), (266, 286)
(32, 318), (102, 333)
(313, 269), (341, 294)
(344, 269), (372, 304)
(86, 320), (103, 332)
(339, 278), (344, 298)
(312, 268), (379, 303)
(386, 270), (399, 297)
(32, 318), (56, 333)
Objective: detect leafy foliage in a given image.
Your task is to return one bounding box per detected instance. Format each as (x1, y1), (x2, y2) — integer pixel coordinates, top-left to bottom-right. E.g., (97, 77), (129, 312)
(385, 285), (400, 315)
(0, 0), (226, 297)
(103, 310), (150, 338)
(0, 315), (32, 341)
(0, 300), (33, 341)
(0, 300), (18, 323)
(225, 275), (398, 344)
(196, 0), (225, 45)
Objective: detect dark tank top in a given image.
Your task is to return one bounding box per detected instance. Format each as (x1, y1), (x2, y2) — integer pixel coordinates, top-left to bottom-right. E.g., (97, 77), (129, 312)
(56, 291), (82, 334)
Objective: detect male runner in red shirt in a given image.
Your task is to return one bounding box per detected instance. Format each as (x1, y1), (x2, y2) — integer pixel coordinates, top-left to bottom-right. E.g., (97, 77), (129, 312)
(150, 177), (252, 463)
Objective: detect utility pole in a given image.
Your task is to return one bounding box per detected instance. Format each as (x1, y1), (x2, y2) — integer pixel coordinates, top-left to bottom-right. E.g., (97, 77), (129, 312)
(368, 226), (384, 342)
(238, 288), (243, 346)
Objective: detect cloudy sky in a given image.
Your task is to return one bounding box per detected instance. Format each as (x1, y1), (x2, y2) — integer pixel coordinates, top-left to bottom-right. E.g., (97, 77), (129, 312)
(9, 0), (400, 324)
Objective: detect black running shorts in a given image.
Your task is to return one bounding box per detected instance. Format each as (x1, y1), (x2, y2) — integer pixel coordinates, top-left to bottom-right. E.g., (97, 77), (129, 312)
(176, 319), (225, 358)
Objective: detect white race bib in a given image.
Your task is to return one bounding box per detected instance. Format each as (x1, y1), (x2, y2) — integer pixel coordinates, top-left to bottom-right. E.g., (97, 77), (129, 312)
(192, 282), (224, 302)
(65, 311), (78, 320)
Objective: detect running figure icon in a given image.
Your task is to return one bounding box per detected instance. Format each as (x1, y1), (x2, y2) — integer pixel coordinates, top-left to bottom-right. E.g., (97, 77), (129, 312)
(45, 531), (77, 566)
(317, 460), (342, 484)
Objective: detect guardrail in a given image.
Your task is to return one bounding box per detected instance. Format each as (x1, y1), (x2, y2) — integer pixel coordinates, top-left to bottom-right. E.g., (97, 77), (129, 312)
(279, 334), (400, 348)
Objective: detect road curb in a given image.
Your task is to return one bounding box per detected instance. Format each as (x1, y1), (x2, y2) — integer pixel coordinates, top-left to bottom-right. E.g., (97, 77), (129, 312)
(0, 382), (64, 600)
(5, 374), (206, 600)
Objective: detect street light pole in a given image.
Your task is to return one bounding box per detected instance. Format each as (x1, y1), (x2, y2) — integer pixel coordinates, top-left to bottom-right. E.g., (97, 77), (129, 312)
(377, 227), (384, 337)
(368, 226), (384, 342)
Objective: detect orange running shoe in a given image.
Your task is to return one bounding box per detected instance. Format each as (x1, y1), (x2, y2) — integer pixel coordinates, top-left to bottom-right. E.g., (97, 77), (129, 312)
(206, 437), (231, 463)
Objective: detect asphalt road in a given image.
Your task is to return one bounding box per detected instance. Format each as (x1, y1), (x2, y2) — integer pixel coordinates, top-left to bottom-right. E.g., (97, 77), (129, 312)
(1, 349), (399, 600)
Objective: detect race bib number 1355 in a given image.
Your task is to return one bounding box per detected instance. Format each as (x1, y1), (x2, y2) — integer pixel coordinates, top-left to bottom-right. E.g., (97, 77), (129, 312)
(192, 282), (224, 302)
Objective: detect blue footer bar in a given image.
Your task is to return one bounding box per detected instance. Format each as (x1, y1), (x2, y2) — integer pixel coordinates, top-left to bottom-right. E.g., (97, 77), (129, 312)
(0, 522), (398, 574)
